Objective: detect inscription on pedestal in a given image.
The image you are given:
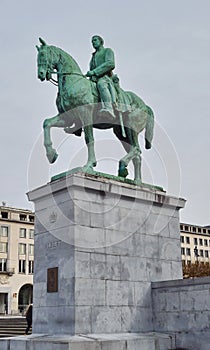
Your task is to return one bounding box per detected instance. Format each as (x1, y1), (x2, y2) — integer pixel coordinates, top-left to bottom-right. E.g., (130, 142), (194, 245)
(47, 240), (61, 249)
(47, 267), (58, 293)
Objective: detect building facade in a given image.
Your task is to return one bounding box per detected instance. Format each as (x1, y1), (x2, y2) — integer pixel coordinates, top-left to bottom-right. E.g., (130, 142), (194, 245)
(0, 205), (34, 314)
(180, 223), (210, 265)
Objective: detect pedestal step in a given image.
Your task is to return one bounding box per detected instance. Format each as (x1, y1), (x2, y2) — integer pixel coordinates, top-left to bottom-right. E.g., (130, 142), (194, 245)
(0, 332), (176, 350)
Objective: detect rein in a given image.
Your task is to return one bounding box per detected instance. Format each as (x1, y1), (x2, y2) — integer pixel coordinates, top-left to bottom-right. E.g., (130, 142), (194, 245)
(49, 71), (86, 86)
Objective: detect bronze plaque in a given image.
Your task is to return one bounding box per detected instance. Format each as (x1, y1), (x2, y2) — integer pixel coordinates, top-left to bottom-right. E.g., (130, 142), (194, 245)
(47, 267), (58, 293)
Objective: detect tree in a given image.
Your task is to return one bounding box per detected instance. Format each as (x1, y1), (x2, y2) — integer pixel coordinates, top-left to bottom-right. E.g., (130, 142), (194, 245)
(183, 262), (210, 278)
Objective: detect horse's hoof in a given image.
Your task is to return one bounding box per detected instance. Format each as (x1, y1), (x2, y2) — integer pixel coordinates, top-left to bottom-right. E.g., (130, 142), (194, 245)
(118, 169), (128, 178)
(134, 179), (142, 186)
(145, 140), (151, 149)
(118, 163), (128, 178)
(81, 164), (94, 174)
(47, 150), (58, 164)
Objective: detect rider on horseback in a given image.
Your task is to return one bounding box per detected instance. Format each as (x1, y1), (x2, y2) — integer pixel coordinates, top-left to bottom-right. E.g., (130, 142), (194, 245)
(37, 36), (154, 182)
(86, 35), (117, 119)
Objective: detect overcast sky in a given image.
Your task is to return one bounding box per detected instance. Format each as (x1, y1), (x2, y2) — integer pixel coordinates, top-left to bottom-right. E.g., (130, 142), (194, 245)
(0, 0), (209, 226)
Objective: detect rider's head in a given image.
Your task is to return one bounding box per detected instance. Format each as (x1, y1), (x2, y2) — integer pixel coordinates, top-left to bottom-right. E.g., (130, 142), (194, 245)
(91, 35), (104, 49)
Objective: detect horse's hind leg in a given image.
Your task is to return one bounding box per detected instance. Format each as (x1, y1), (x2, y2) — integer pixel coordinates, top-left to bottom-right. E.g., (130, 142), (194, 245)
(114, 127), (133, 178)
(119, 146), (140, 178)
(43, 115), (65, 163)
(132, 132), (142, 183)
(113, 127), (130, 178)
(132, 155), (141, 183)
(83, 124), (97, 170)
(117, 128), (142, 182)
(81, 107), (97, 172)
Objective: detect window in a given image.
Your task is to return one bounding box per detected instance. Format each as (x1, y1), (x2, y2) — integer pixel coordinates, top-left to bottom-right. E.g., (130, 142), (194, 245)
(180, 225), (183, 230)
(1, 226), (8, 237)
(29, 229), (34, 239)
(192, 227), (197, 232)
(0, 259), (7, 272)
(28, 260), (34, 274)
(208, 230), (210, 235)
(0, 242), (8, 253)
(19, 228), (26, 238)
(186, 236), (190, 244)
(198, 228), (201, 233)
(19, 243), (26, 255)
(205, 251), (209, 258)
(194, 238), (198, 245)
(19, 260), (26, 273)
(199, 239), (203, 246)
(200, 250), (204, 257)
(180, 236), (184, 243)
(181, 247), (185, 255)
(204, 239), (208, 246)
(203, 229), (206, 234)
(29, 215), (34, 222)
(186, 248), (191, 256)
(19, 214), (27, 221)
(1, 211), (8, 219)
(29, 244), (34, 256)
(185, 225), (189, 231)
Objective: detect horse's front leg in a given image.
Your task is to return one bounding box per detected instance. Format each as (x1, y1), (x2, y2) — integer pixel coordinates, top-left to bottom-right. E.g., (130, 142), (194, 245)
(43, 115), (65, 163)
(82, 124), (97, 172)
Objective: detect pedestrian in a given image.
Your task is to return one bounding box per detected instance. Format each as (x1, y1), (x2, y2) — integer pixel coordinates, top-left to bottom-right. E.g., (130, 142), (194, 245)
(24, 303), (33, 335)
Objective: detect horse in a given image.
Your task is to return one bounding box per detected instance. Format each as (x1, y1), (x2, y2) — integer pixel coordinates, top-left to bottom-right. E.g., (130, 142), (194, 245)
(36, 37), (154, 183)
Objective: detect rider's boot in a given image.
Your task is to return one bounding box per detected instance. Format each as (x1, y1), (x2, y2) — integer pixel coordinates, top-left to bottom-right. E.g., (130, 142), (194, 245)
(99, 102), (115, 119)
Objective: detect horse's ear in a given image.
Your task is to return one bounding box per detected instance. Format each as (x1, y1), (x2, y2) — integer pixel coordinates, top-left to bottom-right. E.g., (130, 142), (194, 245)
(36, 45), (40, 52)
(39, 37), (46, 46)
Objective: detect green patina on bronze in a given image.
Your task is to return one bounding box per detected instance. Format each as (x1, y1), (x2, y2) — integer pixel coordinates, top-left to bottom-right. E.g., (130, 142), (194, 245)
(36, 36), (155, 184)
(51, 168), (164, 192)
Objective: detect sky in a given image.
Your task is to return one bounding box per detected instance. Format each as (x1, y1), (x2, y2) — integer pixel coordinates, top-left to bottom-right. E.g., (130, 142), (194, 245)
(0, 0), (209, 226)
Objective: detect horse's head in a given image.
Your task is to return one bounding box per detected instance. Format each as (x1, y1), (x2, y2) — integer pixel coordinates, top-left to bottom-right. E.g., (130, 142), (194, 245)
(36, 38), (55, 81)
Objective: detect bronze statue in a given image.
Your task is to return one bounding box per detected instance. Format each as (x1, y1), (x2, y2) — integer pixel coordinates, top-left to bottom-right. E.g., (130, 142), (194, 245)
(36, 37), (154, 183)
(86, 35), (116, 119)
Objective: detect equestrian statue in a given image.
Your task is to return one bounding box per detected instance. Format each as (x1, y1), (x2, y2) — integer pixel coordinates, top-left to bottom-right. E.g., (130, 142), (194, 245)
(36, 36), (154, 184)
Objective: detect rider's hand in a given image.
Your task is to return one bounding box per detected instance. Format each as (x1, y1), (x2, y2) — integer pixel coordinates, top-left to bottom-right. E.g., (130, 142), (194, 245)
(86, 70), (95, 77)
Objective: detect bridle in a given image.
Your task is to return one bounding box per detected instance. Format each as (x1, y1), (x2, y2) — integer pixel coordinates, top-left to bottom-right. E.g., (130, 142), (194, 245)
(38, 46), (86, 87)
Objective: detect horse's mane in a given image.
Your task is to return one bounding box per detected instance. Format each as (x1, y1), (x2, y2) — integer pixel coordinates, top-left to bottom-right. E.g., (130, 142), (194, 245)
(49, 45), (83, 74)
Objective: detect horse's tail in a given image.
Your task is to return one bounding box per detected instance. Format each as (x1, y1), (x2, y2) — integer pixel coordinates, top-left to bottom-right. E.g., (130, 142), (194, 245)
(145, 106), (154, 149)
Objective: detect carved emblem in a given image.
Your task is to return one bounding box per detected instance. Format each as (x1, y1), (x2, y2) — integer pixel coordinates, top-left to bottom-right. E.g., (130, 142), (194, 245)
(49, 211), (57, 223)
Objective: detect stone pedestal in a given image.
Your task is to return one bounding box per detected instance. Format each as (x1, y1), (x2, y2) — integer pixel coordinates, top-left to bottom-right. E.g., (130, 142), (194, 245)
(26, 173), (185, 336)
(0, 332), (176, 350)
